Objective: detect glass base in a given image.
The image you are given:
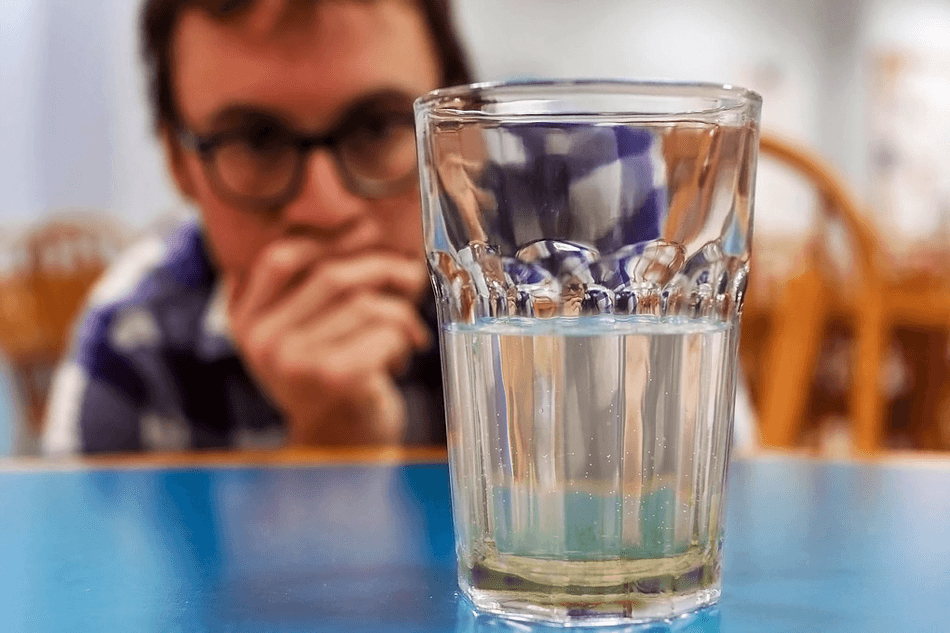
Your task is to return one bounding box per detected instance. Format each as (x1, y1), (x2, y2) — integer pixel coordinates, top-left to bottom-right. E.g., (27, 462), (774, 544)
(460, 580), (721, 627)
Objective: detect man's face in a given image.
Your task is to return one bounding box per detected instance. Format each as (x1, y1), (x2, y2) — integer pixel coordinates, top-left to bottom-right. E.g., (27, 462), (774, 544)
(168, 0), (441, 286)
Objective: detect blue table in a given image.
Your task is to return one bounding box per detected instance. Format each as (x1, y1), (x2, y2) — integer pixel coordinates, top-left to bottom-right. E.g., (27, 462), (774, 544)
(1, 453), (948, 632)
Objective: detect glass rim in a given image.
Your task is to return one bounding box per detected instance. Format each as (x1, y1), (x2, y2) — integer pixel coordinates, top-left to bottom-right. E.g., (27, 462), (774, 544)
(414, 79), (762, 121)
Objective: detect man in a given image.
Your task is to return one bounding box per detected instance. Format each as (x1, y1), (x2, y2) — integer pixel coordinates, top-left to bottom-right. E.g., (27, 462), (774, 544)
(42, 0), (471, 453)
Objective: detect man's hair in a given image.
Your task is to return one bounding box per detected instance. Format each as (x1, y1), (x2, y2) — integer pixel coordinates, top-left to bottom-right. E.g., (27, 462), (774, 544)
(141, 0), (472, 128)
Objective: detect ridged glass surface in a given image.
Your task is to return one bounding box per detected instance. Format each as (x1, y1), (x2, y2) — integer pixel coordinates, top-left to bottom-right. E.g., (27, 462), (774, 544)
(416, 81), (761, 625)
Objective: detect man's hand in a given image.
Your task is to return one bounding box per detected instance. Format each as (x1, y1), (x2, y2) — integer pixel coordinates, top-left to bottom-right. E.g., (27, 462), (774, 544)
(226, 238), (431, 445)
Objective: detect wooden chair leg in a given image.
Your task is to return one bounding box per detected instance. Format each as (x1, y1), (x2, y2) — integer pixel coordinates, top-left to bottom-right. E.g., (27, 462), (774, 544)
(759, 268), (828, 448)
(852, 294), (888, 454)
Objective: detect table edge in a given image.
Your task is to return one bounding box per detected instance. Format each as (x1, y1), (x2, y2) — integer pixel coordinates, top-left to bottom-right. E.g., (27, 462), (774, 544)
(0, 445), (449, 472)
(1, 447), (948, 473)
(739, 448), (950, 470)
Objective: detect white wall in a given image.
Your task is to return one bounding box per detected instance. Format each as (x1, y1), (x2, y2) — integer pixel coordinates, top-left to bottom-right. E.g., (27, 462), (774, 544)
(2, 0), (116, 222)
(453, 0), (950, 238)
(2, 0), (948, 237)
(0, 0), (182, 234)
(107, 0), (185, 230)
(857, 0), (950, 246)
(2, 0), (47, 223)
(453, 0), (835, 238)
(456, 0), (826, 133)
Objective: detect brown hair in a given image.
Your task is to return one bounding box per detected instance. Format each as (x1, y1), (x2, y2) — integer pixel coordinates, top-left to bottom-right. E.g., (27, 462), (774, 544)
(141, 0), (472, 128)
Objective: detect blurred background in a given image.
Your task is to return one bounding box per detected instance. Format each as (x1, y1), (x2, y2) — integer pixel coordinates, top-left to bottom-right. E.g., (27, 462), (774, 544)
(2, 0), (949, 457)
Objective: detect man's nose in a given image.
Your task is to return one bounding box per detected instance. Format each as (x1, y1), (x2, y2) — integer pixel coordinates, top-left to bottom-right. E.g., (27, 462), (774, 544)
(281, 150), (368, 235)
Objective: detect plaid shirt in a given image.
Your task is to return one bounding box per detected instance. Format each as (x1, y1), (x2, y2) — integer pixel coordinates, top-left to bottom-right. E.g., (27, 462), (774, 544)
(41, 220), (445, 455)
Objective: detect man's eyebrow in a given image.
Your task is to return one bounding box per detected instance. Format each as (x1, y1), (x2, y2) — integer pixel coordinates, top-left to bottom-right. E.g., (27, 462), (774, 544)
(204, 88), (417, 134)
(204, 106), (281, 131)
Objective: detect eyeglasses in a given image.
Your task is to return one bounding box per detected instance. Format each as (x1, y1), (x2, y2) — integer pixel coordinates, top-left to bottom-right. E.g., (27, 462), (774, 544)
(176, 93), (419, 212)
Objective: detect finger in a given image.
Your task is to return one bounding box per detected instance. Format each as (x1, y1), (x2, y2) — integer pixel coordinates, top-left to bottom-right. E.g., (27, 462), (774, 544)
(357, 373), (407, 442)
(312, 324), (418, 389)
(228, 238), (327, 324)
(303, 294), (431, 349)
(287, 372), (406, 446)
(257, 255), (428, 327)
(241, 292), (430, 367)
(230, 249), (427, 343)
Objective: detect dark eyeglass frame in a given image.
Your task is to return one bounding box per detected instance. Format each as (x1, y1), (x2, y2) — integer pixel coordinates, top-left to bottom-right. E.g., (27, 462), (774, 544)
(175, 109), (418, 212)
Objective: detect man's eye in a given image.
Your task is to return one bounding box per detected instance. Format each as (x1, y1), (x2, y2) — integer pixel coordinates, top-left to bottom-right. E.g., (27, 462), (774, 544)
(353, 113), (402, 144)
(242, 120), (285, 151)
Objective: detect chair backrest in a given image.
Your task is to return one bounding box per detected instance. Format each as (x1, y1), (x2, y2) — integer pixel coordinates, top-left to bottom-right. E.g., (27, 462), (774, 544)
(0, 211), (127, 435)
(743, 133), (885, 449)
(24, 217), (125, 352)
(758, 134), (881, 290)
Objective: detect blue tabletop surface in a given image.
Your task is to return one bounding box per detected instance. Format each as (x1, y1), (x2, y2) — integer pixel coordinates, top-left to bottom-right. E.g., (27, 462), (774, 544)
(1, 456), (948, 633)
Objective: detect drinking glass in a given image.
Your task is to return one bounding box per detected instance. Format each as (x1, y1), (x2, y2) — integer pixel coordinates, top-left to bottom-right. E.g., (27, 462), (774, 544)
(414, 80), (761, 625)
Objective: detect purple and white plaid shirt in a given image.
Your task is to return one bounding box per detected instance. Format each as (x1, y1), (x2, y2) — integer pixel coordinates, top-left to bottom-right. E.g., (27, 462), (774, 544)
(41, 220), (445, 455)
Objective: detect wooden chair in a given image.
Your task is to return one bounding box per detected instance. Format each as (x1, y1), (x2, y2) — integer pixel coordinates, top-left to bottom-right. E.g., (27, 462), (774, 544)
(0, 212), (127, 436)
(743, 133), (889, 453)
(870, 252), (950, 451)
